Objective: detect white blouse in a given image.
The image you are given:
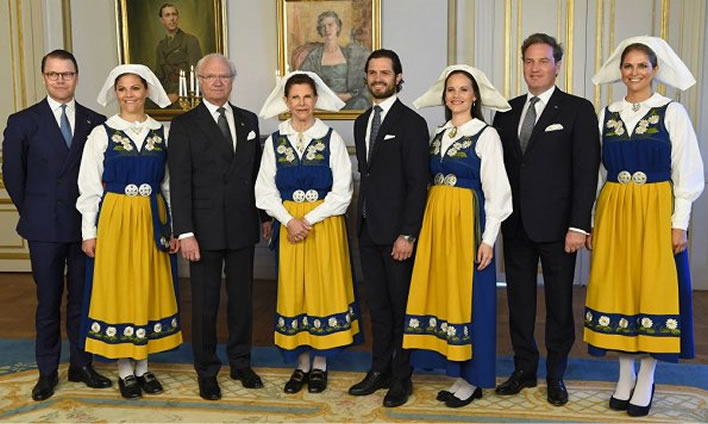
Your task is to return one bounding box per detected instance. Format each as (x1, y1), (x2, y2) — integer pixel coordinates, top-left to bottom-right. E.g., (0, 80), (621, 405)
(76, 115), (171, 240)
(434, 118), (513, 247)
(594, 93), (704, 230)
(255, 119), (353, 226)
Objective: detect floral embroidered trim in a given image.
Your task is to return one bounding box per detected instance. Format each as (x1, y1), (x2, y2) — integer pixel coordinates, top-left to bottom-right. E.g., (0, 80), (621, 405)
(604, 109), (661, 139)
(275, 136), (327, 165)
(87, 314), (180, 345)
(584, 307), (680, 337)
(430, 134), (473, 159)
(144, 130), (164, 151)
(111, 131), (134, 152)
(275, 304), (358, 336)
(403, 314), (471, 345)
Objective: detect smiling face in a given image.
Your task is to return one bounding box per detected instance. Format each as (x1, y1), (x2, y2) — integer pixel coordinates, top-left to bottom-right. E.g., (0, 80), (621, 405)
(285, 83), (317, 124)
(522, 42), (561, 95)
(366, 57), (401, 100)
(444, 72), (477, 119)
(620, 48), (657, 98)
(115, 73), (148, 115)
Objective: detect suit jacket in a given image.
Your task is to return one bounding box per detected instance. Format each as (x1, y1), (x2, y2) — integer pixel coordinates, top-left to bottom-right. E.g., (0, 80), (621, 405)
(168, 102), (264, 251)
(493, 87), (600, 242)
(2, 98), (106, 242)
(354, 98), (430, 245)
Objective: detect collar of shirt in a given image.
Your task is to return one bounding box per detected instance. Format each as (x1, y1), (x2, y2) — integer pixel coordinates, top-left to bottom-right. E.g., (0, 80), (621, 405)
(46, 96), (75, 113)
(279, 118), (329, 139)
(371, 94), (397, 122)
(608, 92), (670, 113)
(106, 114), (161, 131)
(202, 98), (233, 121)
(526, 85), (555, 107)
(437, 118), (486, 138)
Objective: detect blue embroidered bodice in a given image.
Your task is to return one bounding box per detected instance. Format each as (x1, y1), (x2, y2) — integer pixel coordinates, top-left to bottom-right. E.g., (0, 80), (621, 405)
(272, 128), (334, 201)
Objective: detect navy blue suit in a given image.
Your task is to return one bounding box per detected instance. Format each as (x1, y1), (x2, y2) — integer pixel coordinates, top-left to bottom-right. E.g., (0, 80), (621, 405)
(2, 98), (105, 375)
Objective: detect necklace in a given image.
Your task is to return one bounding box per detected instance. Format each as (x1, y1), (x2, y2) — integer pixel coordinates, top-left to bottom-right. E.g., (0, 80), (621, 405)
(448, 127), (457, 138)
(631, 102), (641, 112)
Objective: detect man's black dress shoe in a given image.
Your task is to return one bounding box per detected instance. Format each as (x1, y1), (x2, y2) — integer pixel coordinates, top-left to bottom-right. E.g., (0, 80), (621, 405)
(32, 372), (58, 401)
(136, 372), (163, 394)
(230, 367), (263, 389)
(436, 390), (453, 402)
(495, 370), (537, 395)
(198, 376), (222, 401)
(383, 379), (412, 408)
(68, 364), (112, 388)
(308, 369), (327, 393)
(609, 390), (633, 411)
(546, 378), (568, 406)
(445, 387), (483, 408)
(348, 370), (391, 396)
(118, 375), (142, 399)
(283, 369), (308, 394)
(627, 384), (655, 417)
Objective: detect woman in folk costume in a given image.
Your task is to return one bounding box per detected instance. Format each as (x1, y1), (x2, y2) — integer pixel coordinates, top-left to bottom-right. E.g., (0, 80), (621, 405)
(585, 36), (704, 417)
(402, 65), (512, 408)
(255, 71), (362, 394)
(77, 64), (182, 399)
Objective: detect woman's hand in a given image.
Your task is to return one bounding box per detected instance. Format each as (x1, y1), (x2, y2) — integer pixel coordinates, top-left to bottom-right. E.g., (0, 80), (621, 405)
(169, 237), (180, 254)
(261, 221), (272, 241)
(82, 238), (97, 258)
(672, 229), (688, 254)
(286, 218), (312, 243)
(476, 242), (493, 270)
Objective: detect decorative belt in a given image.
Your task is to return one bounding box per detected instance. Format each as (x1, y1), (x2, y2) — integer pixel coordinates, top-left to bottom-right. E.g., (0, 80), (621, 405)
(105, 182), (158, 197)
(607, 170), (670, 185)
(282, 189), (329, 203)
(433, 173), (479, 189)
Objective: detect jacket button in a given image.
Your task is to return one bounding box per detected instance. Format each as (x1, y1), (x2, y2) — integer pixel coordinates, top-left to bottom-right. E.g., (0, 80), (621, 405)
(366, 173), (371, 177)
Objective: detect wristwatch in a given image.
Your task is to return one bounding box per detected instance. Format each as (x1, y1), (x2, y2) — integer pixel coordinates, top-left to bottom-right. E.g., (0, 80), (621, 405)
(400, 234), (416, 243)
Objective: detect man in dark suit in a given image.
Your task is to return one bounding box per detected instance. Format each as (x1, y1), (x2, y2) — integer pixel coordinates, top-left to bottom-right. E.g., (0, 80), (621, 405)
(493, 33), (600, 406)
(347, 49), (429, 408)
(2, 49), (112, 401)
(168, 53), (270, 401)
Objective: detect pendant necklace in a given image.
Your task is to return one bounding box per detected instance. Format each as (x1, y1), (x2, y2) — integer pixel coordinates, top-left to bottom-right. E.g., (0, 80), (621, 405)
(631, 102), (641, 112)
(448, 127), (457, 138)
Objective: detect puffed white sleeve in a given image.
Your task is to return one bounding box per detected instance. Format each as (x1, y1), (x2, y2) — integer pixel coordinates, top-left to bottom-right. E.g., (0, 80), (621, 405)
(591, 108), (608, 228)
(476, 126), (513, 247)
(160, 125), (172, 216)
(76, 125), (109, 240)
(665, 102), (705, 230)
(303, 130), (353, 225)
(255, 135), (294, 225)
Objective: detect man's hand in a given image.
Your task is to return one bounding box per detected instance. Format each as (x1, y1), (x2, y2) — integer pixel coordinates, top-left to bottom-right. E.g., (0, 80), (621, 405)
(82, 239), (97, 258)
(585, 230), (593, 251)
(672, 229), (688, 254)
(391, 236), (414, 261)
(181, 236), (201, 262)
(564, 231), (586, 253)
(261, 221), (272, 241)
(476, 242), (493, 270)
(286, 218), (312, 243)
(169, 237), (180, 254)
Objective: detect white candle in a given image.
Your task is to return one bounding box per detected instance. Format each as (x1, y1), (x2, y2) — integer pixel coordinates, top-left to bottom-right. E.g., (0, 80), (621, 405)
(190, 65), (195, 93)
(178, 71), (183, 97)
(195, 78), (200, 97)
(181, 71), (187, 97)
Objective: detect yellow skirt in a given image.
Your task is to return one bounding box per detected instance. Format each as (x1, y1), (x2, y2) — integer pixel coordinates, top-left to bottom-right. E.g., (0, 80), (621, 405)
(403, 185), (476, 361)
(584, 181), (680, 353)
(274, 200), (360, 352)
(84, 193), (182, 359)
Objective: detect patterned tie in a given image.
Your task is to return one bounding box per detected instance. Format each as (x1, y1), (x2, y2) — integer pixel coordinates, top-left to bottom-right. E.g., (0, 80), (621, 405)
(59, 104), (72, 148)
(217, 106), (234, 152)
(519, 96), (539, 154)
(367, 105), (382, 162)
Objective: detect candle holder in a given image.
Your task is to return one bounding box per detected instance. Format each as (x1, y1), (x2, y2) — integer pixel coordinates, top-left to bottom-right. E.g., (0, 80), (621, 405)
(178, 91), (202, 111)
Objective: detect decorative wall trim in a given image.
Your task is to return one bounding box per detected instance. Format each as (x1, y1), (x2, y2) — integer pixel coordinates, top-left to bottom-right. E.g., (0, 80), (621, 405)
(62, 0), (72, 51)
(516, 0), (522, 96)
(503, 0), (511, 98)
(564, 0), (574, 93)
(593, 0), (603, 110)
(447, 0), (457, 65)
(608, 0), (616, 103)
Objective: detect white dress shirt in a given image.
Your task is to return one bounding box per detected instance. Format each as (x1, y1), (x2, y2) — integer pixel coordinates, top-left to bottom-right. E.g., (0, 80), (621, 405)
(434, 119), (513, 246)
(202, 98), (237, 151)
(77, 115), (171, 240)
(517, 86), (556, 137)
(365, 95), (398, 154)
(46, 96), (76, 137)
(255, 119), (353, 226)
(593, 93), (704, 230)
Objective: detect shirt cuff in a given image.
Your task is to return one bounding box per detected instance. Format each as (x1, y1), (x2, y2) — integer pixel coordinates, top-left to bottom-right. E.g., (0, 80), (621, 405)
(482, 219), (501, 247)
(178, 232), (195, 240)
(672, 198), (692, 230)
(568, 227), (590, 236)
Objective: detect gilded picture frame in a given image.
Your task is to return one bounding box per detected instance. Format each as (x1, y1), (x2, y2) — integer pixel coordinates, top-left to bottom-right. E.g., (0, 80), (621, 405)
(115, 0), (227, 120)
(277, 0), (381, 120)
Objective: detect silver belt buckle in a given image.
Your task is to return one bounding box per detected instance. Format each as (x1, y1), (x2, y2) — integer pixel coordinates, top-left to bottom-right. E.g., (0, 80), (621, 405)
(138, 183), (152, 197)
(444, 174), (457, 186)
(124, 184), (139, 197)
(434, 173), (445, 185)
(305, 189), (319, 202)
(292, 189), (306, 203)
(617, 171), (632, 184)
(631, 171), (647, 185)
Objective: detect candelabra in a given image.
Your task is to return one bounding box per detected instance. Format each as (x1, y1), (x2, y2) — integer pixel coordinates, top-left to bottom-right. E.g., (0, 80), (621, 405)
(177, 91), (202, 111)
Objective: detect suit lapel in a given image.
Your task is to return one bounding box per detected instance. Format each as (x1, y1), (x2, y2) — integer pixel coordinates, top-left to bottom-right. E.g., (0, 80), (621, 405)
(367, 99), (400, 170)
(227, 104), (250, 175)
(356, 108), (371, 168)
(38, 99), (71, 154)
(195, 102), (233, 159)
(524, 88), (563, 155)
(59, 104), (92, 175)
(508, 98), (525, 158)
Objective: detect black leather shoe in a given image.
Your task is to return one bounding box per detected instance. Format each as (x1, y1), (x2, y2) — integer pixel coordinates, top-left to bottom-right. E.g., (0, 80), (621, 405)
(32, 372), (58, 401)
(68, 364), (112, 388)
(198, 376), (222, 401)
(445, 387), (483, 408)
(495, 370), (537, 395)
(609, 390), (633, 411)
(627, 384), (655, 417)
(348, 370), (391, 396)
(230, 367), (263, 389)
(308, 369), (327, 393)
(118, 375), (142, 399)
(383, 379), (412, 408)
(283, 369), (308, 394)
(546, 378), (568, 406)
(436, 390), (453, 402)
(136, 372), (163, 394)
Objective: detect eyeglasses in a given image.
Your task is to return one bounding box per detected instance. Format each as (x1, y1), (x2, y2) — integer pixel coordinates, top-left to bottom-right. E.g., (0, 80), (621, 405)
(44, 71), (77, 81)
(198, 74), (233, 83)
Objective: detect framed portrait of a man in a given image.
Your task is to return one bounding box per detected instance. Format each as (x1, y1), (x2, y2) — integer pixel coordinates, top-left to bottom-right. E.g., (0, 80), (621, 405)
(277, 0), (381, 120)
(115, 0), (227, 119)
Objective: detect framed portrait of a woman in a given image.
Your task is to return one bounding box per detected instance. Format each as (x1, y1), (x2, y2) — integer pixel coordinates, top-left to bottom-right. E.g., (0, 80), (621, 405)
(277, 0), (381, 119)
(115, 0), (227, 120)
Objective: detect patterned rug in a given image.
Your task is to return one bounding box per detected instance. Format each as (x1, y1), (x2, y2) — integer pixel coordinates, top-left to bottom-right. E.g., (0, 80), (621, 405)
(1, 363), (706, 423)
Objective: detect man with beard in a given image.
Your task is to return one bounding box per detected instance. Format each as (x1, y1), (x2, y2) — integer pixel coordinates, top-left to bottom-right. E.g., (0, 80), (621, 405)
(348, 49), (430, 407)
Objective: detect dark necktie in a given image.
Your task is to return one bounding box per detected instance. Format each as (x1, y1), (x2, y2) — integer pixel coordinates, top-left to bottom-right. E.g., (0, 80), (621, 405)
(367, 105), (382, 162)
(59, 104), (72, 148)
(519, 96), (539, 154)
(217, 106), (234, 152)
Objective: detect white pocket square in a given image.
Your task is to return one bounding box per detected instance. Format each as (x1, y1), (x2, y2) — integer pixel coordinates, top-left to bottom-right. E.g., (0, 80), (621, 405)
(544, 123), (564, 132)
(246, 130), (256, 141)
(384, 134), (396, 140)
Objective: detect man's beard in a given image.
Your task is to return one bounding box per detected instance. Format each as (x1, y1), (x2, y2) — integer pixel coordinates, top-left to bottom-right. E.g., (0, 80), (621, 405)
(368, 82), (396, 99)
